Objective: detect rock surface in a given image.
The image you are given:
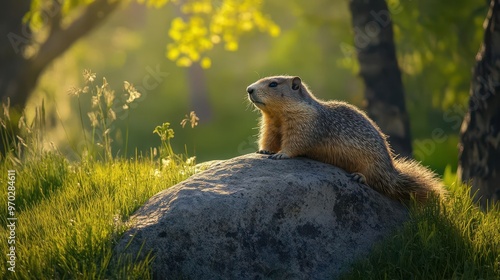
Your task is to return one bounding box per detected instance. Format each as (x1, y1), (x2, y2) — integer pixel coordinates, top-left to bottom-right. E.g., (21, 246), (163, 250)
(115, 153), (408, 279)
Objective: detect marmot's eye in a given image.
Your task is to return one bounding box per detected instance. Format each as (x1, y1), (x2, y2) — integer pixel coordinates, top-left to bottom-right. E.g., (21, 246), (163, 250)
(269, 82), (278, 87)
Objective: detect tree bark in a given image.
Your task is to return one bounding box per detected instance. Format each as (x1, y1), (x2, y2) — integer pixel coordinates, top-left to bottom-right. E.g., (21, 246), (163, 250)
(0, 0), (32, 112)
(349, 0), (412, 158)
(458, 0), (500, 207)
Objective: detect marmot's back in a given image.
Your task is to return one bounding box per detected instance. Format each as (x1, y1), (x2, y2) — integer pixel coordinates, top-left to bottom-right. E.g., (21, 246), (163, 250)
(319, 100), (392, 156)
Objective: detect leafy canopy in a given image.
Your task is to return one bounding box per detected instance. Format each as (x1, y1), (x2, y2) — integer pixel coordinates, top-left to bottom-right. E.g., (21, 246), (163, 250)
(25, 0), (280, 68)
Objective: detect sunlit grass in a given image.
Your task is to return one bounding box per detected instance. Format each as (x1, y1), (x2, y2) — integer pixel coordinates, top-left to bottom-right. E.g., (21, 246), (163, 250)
(0, 151), (198, 279)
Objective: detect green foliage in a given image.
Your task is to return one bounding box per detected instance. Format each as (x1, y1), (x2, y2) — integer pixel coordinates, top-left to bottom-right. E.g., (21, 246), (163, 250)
(163, 0), (280, 68)
(24, 0), (280, 68)
(342, 170), (500, 279)
(394, 0), (487, 110)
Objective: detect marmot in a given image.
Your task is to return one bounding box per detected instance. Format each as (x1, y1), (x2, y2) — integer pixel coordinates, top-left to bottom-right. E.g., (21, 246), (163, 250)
(246, 75), (445, 202)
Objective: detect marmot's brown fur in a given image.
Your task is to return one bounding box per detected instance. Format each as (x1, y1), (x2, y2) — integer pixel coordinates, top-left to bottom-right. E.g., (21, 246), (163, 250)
(246, 75), (445, 202)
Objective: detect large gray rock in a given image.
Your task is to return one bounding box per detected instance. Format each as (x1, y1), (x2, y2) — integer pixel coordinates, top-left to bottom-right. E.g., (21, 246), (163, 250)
(115, 153), (408, 279)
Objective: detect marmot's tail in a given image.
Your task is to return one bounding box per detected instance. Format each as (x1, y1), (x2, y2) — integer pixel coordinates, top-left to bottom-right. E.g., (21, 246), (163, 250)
(388, 158), (446, 202)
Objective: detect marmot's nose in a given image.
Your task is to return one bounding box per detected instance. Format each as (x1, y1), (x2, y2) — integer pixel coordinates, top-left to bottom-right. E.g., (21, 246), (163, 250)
(246, 86), (254, 94)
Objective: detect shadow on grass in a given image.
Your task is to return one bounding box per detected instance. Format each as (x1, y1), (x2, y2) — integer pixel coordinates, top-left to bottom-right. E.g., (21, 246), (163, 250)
(341, 189), (500, 279)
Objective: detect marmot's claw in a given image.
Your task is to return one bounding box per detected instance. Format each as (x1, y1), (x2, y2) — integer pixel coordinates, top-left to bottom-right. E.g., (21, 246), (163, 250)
(349, 172), (367, 185)
(257, 150), (274, 155)
(268, 153), (290, 160)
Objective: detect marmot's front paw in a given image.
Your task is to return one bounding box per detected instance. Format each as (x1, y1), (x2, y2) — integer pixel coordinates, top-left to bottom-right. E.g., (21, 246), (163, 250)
(268, 153), (290, 160)
(257, 150), (274, 155)
(349, 172), (367, 184)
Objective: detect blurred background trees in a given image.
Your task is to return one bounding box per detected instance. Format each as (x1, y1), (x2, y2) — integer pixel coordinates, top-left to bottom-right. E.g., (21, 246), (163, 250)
(2, 0), (495, 202)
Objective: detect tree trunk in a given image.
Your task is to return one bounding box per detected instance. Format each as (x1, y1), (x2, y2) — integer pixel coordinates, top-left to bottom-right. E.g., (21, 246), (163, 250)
(349, 0), (412, 158)
(0, 0), (33, 112)
(458, 0), (500, 207)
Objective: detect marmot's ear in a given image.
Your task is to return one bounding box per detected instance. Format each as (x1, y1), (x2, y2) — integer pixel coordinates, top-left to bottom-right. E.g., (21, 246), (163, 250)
(292, 76), (301, 90)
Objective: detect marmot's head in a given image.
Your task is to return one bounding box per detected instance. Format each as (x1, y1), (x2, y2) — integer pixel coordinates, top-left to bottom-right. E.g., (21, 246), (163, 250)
(246, 76), (315, 113)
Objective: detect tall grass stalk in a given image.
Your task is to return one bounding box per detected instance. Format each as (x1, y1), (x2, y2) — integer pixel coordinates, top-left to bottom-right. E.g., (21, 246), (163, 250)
(76, 94), (89, 154)
(0, 98), (20, 162)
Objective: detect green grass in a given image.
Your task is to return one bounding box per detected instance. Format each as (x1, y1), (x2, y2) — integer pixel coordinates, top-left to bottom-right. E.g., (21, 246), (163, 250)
(0, 151), (198, 279)
(342, 166), (500, 280)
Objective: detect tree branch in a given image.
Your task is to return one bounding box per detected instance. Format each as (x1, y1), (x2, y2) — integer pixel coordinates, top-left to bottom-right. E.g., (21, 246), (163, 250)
(46, 0), (63, 37)
(31, 0), (121, 73)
